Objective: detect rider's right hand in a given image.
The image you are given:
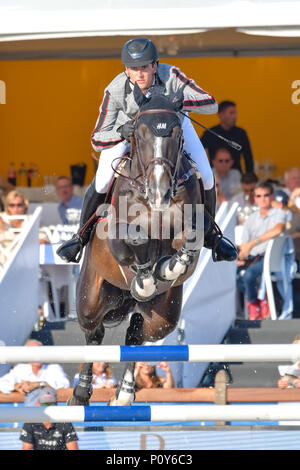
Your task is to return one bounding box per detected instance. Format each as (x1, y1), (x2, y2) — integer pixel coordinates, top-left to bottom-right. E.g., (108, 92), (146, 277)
(117, 120), (135, 141)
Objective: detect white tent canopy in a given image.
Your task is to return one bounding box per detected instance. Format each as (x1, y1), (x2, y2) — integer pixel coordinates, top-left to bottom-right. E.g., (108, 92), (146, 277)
(0, 0), (300, 59)
(1, 0), (300, 38)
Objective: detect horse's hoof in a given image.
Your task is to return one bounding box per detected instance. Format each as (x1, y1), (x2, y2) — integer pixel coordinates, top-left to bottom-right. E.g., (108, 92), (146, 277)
(67, 396), (90, 406)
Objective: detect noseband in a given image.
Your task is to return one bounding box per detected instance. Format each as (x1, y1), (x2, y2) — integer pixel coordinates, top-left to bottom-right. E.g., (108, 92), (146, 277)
(133, 108), (184, 199)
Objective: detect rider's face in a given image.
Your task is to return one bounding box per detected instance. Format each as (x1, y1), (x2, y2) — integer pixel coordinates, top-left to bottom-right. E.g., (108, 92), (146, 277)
(125, 63), (157, 93)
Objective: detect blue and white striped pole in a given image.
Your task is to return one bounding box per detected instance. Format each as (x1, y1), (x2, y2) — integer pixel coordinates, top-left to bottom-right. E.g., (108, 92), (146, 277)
(0, 344), (300, 363)
(1, 405), (300, 423)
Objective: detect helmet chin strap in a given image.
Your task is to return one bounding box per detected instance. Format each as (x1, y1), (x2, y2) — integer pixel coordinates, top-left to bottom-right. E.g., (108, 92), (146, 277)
(124, 71), (157, 96)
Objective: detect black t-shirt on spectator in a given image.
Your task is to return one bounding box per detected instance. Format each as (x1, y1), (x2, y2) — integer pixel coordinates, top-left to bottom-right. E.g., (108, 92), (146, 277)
(201, 125), (254, 173)
(20, 422), (78, 450)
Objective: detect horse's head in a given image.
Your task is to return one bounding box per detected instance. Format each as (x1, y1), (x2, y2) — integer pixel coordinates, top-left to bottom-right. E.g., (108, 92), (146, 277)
(133, 83), (184, 211)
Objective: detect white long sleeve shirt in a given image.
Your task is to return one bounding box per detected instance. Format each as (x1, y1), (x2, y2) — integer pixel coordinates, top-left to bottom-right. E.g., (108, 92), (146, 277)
(0, 364), (70, 394)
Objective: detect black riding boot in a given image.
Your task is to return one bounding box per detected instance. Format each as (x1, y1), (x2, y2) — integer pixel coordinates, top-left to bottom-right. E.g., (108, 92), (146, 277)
(204, 185), (237, 262)
(56, 180), (106, 263)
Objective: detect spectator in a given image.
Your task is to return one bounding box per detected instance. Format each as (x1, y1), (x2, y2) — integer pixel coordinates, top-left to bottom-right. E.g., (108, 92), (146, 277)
(230, 172), (259, 209)
(201, 100), (254, 173)
(73, 362), (117, 389)
(277, 335), (300, 389)
(134, 361), (175, 390)
(269, 189), (295, 320)
(215, 175), (227, 210)
(0, 189), (29, 230)
(288, 199), (300, 266)
(55, 176), (83, 225)
(286, 193), (300, 318)
(283, 167), (300, 199)
(272, 189), (292, 222)
(237, 181), (286, 320)
(0, 340), (70, 402)
(211, 147), (241, 199)
(20, 387), (79, 450)
(0, 190), (49, 247)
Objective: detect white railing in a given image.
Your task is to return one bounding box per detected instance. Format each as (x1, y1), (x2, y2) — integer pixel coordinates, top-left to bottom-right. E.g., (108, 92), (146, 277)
(0, 208), (41, 375)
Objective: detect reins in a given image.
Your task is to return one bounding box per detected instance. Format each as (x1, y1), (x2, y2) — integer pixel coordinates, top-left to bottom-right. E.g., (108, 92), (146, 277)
(111, 107), (184, 198)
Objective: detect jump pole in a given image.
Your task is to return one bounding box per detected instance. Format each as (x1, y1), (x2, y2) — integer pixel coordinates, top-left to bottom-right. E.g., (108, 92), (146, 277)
(0, 344), (300, 364)
(1, 405), (300, 423)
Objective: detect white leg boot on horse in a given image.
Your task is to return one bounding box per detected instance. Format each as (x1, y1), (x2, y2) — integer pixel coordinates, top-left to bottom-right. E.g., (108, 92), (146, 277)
(126, 228), (157, 303)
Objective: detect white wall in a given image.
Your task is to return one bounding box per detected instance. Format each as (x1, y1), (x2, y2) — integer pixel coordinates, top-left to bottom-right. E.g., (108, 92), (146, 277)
(0, 208), (41, 376)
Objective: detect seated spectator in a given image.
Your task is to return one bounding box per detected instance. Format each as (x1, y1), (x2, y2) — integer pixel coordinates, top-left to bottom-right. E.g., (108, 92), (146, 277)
(286, 194), (300, 317)
(73, 362), (117, 389)
(288, 199), (300, 268)
(0, 190), (49, 256)
(134, 361), (175, 391)
(0, 190), (29, 265)
(272, 189), (292, 226)
(0, 340), (70, 403)
(55, 176), (83, 225)
(211, 147), (241, 200)
(230, 172), (258, 209)
(277, 335), (300, 389)
(236, 181), (287, 320)
(20, 387), (79, 450)
(0, 189), (29, 230)
(288, 187), (300, 213)
(283, 167), (300, 199)
(215, 175), (227, 210)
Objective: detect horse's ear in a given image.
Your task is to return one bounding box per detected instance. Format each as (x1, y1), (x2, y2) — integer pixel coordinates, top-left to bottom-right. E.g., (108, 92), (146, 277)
(172, 85), (185, 112)
(133, 82), (149, 107)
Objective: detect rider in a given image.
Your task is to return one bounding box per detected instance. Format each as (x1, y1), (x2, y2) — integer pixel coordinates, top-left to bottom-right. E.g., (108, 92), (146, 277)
(57, 37), (237, 263)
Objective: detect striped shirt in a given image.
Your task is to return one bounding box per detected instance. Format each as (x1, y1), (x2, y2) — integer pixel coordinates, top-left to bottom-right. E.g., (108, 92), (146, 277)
(91, 63), (217, 152)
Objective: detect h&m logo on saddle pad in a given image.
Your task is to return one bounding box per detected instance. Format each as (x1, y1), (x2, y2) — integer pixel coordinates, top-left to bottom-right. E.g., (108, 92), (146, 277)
(157, 123), (167, 130)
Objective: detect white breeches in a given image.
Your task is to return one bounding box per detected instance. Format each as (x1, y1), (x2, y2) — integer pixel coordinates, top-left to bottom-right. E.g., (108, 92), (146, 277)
(95, 116), (214, 193)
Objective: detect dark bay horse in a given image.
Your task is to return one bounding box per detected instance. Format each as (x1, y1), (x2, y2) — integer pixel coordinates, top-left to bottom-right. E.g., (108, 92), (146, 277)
(68, 85), (205, 406)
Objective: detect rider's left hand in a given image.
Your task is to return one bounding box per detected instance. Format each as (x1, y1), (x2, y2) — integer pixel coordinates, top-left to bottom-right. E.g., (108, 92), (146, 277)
(117, 121), (135, 141)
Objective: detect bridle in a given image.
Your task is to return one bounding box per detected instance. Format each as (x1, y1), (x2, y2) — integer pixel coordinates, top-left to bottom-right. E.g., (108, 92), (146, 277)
(129, 108), (184, 200)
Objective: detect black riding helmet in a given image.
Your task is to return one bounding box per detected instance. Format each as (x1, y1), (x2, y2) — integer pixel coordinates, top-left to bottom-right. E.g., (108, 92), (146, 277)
(121, 38), (159, 67)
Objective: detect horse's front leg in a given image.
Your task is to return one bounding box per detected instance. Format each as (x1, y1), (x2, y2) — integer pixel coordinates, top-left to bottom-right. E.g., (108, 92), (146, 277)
(110, 222), (157, 302)
(68, 325), (105, 406)
(155, 203), (204, 282)
(109, 312), (144, 406)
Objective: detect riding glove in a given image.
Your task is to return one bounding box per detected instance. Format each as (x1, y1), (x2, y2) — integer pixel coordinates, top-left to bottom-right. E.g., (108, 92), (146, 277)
(117, 120), (135, 141)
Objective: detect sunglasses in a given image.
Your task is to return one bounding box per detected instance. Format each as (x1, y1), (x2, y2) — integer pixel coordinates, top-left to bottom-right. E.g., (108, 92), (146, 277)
(254, 193), (272, 198)
(8, 203), (25, 208)
(216, 159), (231, 163)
